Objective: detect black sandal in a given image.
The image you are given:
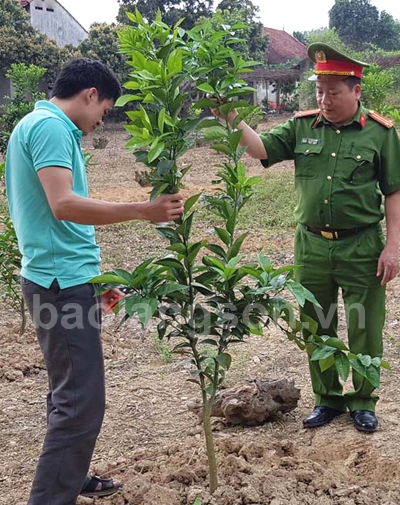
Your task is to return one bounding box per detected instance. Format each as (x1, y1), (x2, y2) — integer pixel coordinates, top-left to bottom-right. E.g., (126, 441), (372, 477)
(80, 476), (123, 498)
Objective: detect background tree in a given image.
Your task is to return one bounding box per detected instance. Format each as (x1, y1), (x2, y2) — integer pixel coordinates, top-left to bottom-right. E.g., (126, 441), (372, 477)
(294, 27), (348, 51)
(117, 0), (213, 29)
(374, 11), (400, 51)
(0, 63), (46, 154)
(215, 0), (268, 63)
(0, 63), (48, 336)
(329, 0), (400, 51)
(78, 23), (129, 86)
(0, 0), (72, 83)
(292, 31), (307, 45)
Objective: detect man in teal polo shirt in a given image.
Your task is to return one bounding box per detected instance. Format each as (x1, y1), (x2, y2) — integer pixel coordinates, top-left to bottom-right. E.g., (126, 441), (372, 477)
(211, 43), (400, 433)
(6, 58), (184, 505)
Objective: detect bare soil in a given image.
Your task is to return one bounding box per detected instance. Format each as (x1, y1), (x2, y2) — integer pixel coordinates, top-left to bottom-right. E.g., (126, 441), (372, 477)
(1, 116), (400, 505)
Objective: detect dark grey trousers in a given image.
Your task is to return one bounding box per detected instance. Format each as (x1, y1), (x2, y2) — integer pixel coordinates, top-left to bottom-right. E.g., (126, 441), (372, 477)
(22, 278), (105, 505)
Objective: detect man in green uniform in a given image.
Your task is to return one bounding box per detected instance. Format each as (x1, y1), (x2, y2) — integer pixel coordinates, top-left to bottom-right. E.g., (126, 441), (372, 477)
(212, 43), (400, 432)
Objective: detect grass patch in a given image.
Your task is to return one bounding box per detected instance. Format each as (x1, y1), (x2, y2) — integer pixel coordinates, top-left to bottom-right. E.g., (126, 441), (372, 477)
(193, 170), (296, 235)
(238, 171), (296, 232)
(151, 333), (173, 363)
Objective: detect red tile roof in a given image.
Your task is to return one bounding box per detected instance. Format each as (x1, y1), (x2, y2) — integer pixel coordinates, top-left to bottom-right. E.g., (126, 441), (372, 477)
(263, 27), (308, 64)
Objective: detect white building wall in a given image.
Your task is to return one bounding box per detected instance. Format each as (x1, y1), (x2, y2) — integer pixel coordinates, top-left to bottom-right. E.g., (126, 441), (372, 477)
(253, 80), (278, 107)
(255, 80), (266, 104)
(29, 0), (87, 47)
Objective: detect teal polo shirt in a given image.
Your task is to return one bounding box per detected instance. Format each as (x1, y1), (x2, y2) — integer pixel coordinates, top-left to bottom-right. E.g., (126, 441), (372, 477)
(5, 100), (101, 289)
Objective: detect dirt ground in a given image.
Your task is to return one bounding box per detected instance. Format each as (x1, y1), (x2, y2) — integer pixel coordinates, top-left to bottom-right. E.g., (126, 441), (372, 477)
(1, 117), (400, 505)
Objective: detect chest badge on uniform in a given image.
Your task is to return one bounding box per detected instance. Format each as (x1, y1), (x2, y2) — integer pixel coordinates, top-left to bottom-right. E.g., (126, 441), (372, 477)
(301, 138), (321, 145)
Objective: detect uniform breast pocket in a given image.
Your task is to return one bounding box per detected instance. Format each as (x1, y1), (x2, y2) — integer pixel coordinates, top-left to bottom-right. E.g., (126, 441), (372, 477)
(294, 143), (324, 179)
(343, 148), (376, 183)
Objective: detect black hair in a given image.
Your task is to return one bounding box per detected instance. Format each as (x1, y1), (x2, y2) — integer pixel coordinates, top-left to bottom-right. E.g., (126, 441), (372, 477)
(343, 76), (362, 89)
(51, 58), (122, 102)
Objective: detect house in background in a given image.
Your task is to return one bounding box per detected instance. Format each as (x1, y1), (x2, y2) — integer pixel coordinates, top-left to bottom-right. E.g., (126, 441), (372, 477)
(0, 0), (88, 104)
(243, 28), (311, 110)
(19, 0), (87, 47)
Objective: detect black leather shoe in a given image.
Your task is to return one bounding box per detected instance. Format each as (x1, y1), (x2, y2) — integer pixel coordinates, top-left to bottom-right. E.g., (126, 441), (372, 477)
(303, 406), (344, 428)
(350, 410), (378, 432)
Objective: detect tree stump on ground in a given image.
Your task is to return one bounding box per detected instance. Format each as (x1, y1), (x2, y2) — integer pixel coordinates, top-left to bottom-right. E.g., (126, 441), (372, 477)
(187, 378), (301, 425)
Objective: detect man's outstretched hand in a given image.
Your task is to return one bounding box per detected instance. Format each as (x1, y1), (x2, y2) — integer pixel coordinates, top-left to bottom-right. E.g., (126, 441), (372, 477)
(140, 193), (184, 222)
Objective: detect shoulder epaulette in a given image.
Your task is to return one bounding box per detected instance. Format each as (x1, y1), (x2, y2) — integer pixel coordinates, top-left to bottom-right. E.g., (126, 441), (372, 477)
(294, 109), (320, 119)
(368, 110), (395, 129)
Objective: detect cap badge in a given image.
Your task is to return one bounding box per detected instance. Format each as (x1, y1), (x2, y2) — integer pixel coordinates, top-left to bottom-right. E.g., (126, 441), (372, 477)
(315, 51), (327, 63)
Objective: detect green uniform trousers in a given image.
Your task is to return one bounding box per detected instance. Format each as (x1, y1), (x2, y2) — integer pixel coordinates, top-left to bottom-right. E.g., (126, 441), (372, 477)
(294, 224), (386, 412)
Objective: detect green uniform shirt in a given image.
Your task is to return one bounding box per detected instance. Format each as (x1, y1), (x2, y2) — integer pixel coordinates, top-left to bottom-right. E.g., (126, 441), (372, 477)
(260, 104), (400, 229)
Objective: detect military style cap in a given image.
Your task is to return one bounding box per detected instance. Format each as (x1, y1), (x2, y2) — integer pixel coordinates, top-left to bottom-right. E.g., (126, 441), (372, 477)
(307, 42), (369, 81)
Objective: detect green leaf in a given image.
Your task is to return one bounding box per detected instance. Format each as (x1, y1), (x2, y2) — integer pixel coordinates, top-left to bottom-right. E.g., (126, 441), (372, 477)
(287, 281), (306, 307)
(322, 337), (349, 351)
(365, 365), (380, 389)
(210, 144), (232, 155)
(156, 284), (189, 295)
(371, 357), (381, 367)
(359, 354), (372, 367)
(349, 358), (366, 377)
(124, 295), (142, 316)
(215, 352), (232, 371)
(157, 159), (175, 176)
(197, 83), (215, 93)
(193, 97), (219, 109)
(334, 352), (350, 381)
(110, 269), (132, 284)
(197, 119), (221, 129)
(201, 338), (219, 346)
(186, 241), (206, 264)
(319, 353), (335, 373)
(205, 244), (227, 259)
(148, 141), (165, 163)
(184, 193), (202, 213)
(186, 379), (201, 387)
(310, 345), (337, 362)
(202, 256), (226, 271)
(167, 49), (182, 75)
(227, 232), (247, 260)
(257, 254), (271, 271)
(380, 360), (391, 370)
(167, 243), (186, 254)
(214, 227), (231, 246)
(192, 282), (214, 296)
(203, 126), (228, 141)
(157, 226), (181, 242)
(115, 94), (138, 107)
(89, 274), (130, 286)
(138, 298), (158, 326)
(155, 258), (184, 270)
(226, 214), (236, 235)
(248, 324), (263, 335)
(151, 183), (169, 199)
(229, 129), (243, 151)
(158, 108), (166, 133)
(182, 212), (194, 240)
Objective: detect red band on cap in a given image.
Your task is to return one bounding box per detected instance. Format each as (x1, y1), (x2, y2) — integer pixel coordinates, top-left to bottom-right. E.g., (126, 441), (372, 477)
(315, 59), (363, 79)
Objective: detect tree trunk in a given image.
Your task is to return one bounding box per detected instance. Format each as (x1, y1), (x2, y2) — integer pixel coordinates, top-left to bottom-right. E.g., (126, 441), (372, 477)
(19, 299), (27, 336)
(203, 400), (218, 494)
